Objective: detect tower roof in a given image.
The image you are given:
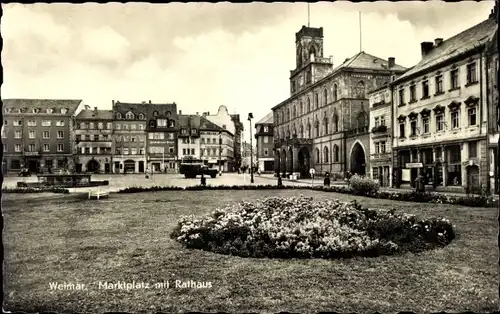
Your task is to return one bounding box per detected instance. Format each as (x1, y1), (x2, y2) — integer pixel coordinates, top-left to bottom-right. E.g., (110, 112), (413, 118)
(296, 25), (323, 42)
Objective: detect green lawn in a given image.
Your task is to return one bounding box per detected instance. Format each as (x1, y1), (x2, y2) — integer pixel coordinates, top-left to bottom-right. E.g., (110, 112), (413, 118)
(3, 190), (498, 313)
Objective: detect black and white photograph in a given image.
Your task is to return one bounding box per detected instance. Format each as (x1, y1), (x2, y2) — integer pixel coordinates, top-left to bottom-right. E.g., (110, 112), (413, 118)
(1, 1), (499, 312)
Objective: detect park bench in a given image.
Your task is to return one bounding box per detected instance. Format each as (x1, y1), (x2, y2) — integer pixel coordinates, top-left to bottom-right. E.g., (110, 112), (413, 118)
(88, 187), (109, 200)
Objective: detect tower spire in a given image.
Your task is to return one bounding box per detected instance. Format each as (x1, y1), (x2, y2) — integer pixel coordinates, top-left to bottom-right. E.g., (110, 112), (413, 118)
(359, 11), (362, 52)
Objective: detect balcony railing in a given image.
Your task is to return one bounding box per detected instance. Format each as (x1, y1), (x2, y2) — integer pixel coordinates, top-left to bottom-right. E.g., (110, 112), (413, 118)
(371, 125), (388, 134)
(346, 126), (369, 136)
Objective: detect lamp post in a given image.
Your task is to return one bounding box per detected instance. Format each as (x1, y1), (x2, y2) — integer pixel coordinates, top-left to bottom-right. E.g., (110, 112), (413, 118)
(248, 113), (254, 183)
(219, 130), (222, 176)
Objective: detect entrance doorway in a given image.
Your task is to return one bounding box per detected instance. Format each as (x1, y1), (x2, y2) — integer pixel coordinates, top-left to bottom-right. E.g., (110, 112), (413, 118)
(87, 159), (100, 173)
(298, 147), (310, 178)
(76, 163), (83, 173)
(104, 163), (110, 173)
(124, 160), (135, 173)
(466, 165), (480, 193)
(27, 160), (39, 173)
(138, 161), (145, 173)
(350, 143), (366, 176)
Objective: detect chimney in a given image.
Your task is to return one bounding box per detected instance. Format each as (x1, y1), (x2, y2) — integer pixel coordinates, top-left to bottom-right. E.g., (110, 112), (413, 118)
(112, 100), (115, 106)
(196, 112), (199, 116)
(490, 1), (498, 19)
(84, 105), (90, 110)
(179, 110), (182, 115)
(434, 38), (443, 47)
(329, 55), (334, 64)
(149, 100), (151, 104)
(388, 57), (395, 68)
(420, 41), (434, 57)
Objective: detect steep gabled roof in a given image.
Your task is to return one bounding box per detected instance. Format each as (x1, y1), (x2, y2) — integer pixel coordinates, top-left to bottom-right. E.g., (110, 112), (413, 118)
(334, 51), (407, 72)
(3, 99), (82, 115)
(114, 101), (149, 116)
(76, 109), (113, 120)
(178, 114), (201, 128)
(256, 112), (274, 124)
(394, 17), (497, 83)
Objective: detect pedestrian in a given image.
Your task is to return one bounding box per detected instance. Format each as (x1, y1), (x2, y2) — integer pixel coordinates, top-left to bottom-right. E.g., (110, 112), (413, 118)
(324, 172), (331, 187)
(277, 174), (283, 187)
(200, 173), (206, 187)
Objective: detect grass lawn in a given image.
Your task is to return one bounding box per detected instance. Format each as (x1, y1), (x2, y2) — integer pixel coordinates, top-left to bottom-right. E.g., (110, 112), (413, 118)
(3, 190), (498, 313)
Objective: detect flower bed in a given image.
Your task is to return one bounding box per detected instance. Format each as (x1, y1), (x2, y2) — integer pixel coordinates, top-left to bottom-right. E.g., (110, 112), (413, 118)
(118, 184), (311, 193)
(2, 187), (70, 194)
(171, 195), (456, 259)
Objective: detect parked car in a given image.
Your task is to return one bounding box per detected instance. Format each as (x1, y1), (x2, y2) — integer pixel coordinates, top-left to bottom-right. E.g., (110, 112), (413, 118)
(18, 168), (31, 177)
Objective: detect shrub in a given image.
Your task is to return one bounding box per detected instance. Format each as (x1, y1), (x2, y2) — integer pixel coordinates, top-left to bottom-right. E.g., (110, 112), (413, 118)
(348, 174), (380, 195)
(171, 195), (455, 259)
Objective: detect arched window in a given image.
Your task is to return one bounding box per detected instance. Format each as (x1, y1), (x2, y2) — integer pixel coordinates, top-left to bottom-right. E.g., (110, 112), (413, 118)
(357, 112), (367, 128)
(300, 124), (304, 138)
(315, 148), (320, 163)
(286, 126), (290, 138)
(165, 111), (171, 117)
(323, 89), (328, 105)
(314, 120), (319, 137)
(116, 112), (122, 119)
(315, 93), (319, 109)
(293, 105), (296, 118)
(333, 114), (339, 132)
(333, 145), (340, 162)
(287, 108), (291, 121)
(333, 84), (338, 101)
(307, 123), (311, 138)
(292, 125), (297, 137)
(307, 97), (311, 112)
(126, 111), (134, 120)
(309, 45), (317, 62)
(323, 146), (329, 163)
(324, 116), (329, 134)
(138, 113), (145, 120)
(356, 81), (366, 98)
(299, 101), (303, 116)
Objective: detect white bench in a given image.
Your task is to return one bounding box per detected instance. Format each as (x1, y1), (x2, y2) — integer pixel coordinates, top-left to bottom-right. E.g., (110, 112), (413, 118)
(88, 188), (109, 200)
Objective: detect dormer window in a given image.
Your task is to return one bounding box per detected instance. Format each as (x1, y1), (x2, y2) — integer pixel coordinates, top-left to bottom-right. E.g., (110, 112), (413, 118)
(46, 108), (53, 114)
(264, 126), (269, 132)
(19, 108), (26, 113)
(126, 111), (134, 120)
(166, 111), (171, 117)
(149, 120), (156, 128)
(33, 108), (39, 113)
(181, 128), (187, 134)
(116, 112), (122, 119)
(168, 120), (175, 127)
(61, 108), (68, 114)
(191, 129), (197, 135)
(153, 111), (159, 117)
(138, 113), (145, 120)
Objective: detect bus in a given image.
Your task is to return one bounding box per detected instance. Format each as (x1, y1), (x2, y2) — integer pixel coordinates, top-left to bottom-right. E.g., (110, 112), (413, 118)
(179, 156), (218, 178)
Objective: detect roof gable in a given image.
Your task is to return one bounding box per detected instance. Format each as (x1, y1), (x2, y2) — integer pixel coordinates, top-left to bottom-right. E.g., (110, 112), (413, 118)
(256, 112), (274, 124)
(335, 51), (407, 72)
(3, 99), (82, 115)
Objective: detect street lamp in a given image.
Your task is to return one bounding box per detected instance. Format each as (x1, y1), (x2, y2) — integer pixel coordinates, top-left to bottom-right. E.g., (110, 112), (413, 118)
(248, 113), (254, 184)
(218, 130), (222, 176)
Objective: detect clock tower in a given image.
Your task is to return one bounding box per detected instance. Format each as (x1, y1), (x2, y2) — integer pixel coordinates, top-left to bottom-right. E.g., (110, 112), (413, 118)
(290, 26), (333, 96)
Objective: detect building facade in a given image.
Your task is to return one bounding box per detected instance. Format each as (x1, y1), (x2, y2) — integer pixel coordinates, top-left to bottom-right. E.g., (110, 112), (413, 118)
(391, 15), (497, 192)
(486, 4), (499, 193)
(255, 112), (275, 172)
(145, 102), (178, 172)
(202, 105), (237, 171)
(112, 101), (147, 174)
(368, 84), (394, 187)
(200, 117), (233, 172)
(74, 106), (113, 173)
(2, 99), (84, 174)
(272, 25), (406, 179)
(177, 114), (201, 162)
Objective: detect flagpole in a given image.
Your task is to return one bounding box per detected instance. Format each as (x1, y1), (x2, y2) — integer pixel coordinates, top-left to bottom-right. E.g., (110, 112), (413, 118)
(308, 3), (310, 27)
(359, 11), (362, 52)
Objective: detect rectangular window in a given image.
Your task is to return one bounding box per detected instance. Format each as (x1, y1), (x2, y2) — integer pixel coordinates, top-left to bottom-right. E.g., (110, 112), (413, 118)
(436, 114), (444, 132)
(399, 88), (405, 105)
(435, 75), (443, 94)
(80, 122), (87, 129)
(409, 85), (416, 102)
(451, 111), (460, 129)
(139, 124), (144, 130)
(116, 136), (121, 142)
(380, 116), (386, 126)
(43, 131), (50, 139)
(89, 122), (94, 129)
(374, 117), (380, 127)
(107, 122), (112, 129)
(157, 119), (168, 127)
(450, 69), (459, 89)
(29, 130), (35, 139)
(27, 120), (36, 126)
(423, 117), (430, 134)
(123, 148), (129, 155)
(57, 144), (64, 152)
(43, 144), (50, 152)
(372, 167), (379, 181)
(131, 148), (137, 155)
(191, 148), (195, 155)
(169, 147), (174, 153)
(122, 124), (128, 130)
(264, 148), (268, 156)
(29, 144), (35, 152)
(375, 142), (380, 154)
(42, 120), (51, 127)
(103, 134), (109, 141)
(468, 108), (477, 126)
(131, 124), (137, 130)
(1, 128), (6, 138)
(410, 120), (417, 136)
(399, 122), (405, 138)
(93, 134), (98, 141)
(422, 80), (429, 98)
(131, 136), (136, 142)
(466, 62), (477, 84)
(124, 136), (129, 142)
(15, 144), (21, 152)
(13, 120), (22, 126)
(56, 120), (65, 127)
(57, 131), (64, 139)
(469, 141), (477, 158)
(183, 148), (186, 155)
(264, 136), (269, 143)
(98, 122), (103, 129)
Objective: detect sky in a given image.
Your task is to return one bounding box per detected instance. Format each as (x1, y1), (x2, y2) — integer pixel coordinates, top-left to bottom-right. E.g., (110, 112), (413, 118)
(1, 1), (496, 142)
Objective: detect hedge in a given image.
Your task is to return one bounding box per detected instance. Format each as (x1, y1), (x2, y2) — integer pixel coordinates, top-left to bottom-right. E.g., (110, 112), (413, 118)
(2, 187), (70, 194)
(117, 184), (497, 208)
